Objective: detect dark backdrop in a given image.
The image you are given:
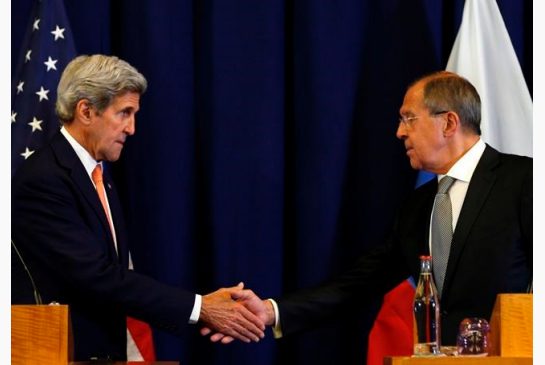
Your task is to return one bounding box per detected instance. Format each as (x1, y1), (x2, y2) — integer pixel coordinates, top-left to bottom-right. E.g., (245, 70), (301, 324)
(11, 1), (532, 364)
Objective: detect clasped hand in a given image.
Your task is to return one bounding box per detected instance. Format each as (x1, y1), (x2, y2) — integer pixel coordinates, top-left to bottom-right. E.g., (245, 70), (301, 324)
(200, 282), (274, 344)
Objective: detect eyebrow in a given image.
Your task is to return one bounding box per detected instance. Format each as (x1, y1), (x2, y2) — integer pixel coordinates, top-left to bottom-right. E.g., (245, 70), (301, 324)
(119, 106), (137, 113)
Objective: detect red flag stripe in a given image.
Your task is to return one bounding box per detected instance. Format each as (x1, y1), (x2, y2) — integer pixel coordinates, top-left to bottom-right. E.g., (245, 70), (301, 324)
(127, 316), (156, 361)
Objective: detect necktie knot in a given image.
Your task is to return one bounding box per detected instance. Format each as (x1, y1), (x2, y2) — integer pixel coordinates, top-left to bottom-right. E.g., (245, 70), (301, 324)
(437, 176), (455, 194)
(92, 164), (103, 185)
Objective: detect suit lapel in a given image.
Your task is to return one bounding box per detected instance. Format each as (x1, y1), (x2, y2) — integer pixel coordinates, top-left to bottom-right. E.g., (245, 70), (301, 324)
(50, 132), (118, 258)
(442, 145), (499, 299)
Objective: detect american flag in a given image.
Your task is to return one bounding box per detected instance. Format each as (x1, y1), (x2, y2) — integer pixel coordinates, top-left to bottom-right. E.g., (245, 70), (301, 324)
(11, 0), (76, 176)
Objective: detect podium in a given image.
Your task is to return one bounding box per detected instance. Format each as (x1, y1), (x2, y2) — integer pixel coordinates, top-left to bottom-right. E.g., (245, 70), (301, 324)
(488, 294), (532, 357)
(384, 294), (532, 365)
(384, 357), (532, 365)
(70, 363), (179, 365)
(12, 305), (181, 365)
(12, 304), (72, 365)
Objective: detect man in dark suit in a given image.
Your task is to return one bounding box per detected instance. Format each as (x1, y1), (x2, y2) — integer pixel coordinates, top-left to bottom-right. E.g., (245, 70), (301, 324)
(12, 54), (265, 361)
(203, 71), (532, 347)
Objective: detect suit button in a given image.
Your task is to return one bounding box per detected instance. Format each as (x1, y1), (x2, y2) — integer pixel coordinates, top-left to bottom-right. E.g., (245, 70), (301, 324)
(441, 310), (448, 316)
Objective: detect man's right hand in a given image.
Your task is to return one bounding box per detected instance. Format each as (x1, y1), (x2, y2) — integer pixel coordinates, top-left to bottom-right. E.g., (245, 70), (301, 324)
(199, 282), (265, 343)
(200, 286), (275, 344)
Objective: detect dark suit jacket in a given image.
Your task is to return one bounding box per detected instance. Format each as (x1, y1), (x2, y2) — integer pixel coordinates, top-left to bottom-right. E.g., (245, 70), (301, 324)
(277, 145), (532, 345)
(12, 131), (196, 361)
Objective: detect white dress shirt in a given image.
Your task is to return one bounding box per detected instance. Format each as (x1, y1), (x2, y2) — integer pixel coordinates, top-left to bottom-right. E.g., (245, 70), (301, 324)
(429, 138), (486, 252)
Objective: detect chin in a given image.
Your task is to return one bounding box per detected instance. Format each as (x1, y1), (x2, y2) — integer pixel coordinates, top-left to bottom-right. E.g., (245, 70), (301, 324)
(409, 160), (422, 170)
(105, 152), (121, 162)
(108, 148), (123, 162)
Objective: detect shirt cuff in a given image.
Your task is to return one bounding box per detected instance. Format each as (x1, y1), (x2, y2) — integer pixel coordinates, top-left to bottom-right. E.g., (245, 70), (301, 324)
(268, 298), (283, 338)
(189, 294), (202, 324)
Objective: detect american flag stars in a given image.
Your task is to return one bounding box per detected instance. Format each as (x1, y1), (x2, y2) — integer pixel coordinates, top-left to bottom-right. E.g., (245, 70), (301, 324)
(44, 57), (58, 71)
(51, 25), (65, 41)
(29, 117), (44, 132)
(17, 81), (24, 94)
(21, 148), (35, 160)
(36, 86), (50, 101)
(11, 0), (77, 176)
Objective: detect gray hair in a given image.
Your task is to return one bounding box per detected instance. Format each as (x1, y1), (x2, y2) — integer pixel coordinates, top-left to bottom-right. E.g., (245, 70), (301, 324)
(412, 71), (481, 135)
(56, 54), (148, 123)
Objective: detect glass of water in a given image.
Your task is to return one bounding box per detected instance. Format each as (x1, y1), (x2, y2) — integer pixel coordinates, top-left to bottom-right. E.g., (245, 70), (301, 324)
(456, 317), (490, 356)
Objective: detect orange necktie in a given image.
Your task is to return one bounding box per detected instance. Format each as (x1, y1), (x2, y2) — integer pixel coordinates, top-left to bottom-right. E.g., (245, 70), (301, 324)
(91, 164), (156, 361)
(92, 164), (114, 234)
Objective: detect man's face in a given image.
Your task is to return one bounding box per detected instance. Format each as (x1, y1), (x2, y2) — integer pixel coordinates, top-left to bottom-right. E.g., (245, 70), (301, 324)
(87, 92), (140, 162)
(396, 82), (448, 173)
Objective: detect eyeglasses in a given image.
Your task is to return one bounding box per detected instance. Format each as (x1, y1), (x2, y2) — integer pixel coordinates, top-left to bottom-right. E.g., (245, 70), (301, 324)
(398, 110), (449, 126)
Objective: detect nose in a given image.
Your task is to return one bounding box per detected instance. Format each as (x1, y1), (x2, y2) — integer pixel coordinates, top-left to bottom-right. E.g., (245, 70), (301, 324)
(124, 116), (136, 136)
(396, 122), (407, 140)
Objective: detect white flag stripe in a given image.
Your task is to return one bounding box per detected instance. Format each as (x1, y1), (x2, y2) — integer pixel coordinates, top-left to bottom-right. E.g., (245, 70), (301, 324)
(446, 0), (532, 157)
(126, 329), (145, 361)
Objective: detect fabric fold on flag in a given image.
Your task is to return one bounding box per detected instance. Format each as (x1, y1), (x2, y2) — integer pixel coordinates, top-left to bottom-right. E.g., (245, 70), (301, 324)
(127, 254), (156, 361)
(367, 278), (415, 365)
(446, 0), (532, 157)
(127, 317), (156, 361)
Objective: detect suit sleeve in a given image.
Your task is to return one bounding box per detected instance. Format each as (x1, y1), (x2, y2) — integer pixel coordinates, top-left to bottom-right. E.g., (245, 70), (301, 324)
(276, 222), (408, 336)
(12, 162), (196, 334)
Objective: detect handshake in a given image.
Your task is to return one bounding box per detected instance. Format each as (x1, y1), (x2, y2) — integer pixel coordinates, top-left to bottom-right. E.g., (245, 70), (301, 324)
(199, 282), (275, 344)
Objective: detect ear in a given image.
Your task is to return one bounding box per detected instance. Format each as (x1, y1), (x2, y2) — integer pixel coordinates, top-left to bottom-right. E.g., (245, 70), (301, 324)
(74, 99), (93, 125)
(443, 111), (460, 137)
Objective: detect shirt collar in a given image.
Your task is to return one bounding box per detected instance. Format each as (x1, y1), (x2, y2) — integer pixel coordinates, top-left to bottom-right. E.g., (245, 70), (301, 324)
(60, 126), (101, 179)
(438, 138), (486, 183)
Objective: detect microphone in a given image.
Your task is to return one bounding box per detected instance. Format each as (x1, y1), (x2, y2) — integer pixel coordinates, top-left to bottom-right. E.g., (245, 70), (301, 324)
(11, 239), (43, 304)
